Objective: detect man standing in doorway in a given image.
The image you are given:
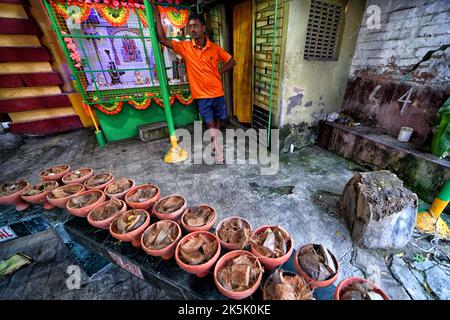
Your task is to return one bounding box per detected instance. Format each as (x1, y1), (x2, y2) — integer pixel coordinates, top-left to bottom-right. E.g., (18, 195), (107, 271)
(153, 4), (236, 163)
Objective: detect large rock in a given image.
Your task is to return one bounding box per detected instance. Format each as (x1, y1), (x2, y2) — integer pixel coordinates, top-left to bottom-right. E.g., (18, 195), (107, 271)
(339, 170), (418, 250)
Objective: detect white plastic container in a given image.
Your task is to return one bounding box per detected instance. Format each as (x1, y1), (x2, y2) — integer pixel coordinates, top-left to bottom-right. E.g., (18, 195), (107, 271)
(397, 127), (413, 142)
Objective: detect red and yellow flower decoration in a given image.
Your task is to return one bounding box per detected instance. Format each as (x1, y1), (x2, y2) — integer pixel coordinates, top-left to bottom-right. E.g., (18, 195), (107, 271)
(92, 96), (124, 115)
(124, 92), (154, 110)
(159, 6), (189, 29)
(95, 4), (131, 27)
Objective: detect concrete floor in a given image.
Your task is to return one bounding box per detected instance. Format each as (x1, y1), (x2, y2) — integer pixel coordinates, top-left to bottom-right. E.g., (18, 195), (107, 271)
(1, 128), (449, 300)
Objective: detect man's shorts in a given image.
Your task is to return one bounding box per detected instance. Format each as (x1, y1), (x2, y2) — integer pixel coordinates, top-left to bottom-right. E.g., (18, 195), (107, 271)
(195, 96), (227, 124)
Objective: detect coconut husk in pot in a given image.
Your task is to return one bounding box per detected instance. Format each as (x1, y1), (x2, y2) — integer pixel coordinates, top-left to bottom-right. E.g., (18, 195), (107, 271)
(156, 196), (184, 214)
(264, 270), (314, 300)
(217, 254), (263, 292)
(65, 169), (90, 181)
(341, 281), (384, 300)
(128, 185), (157, 202)
(23, 182), (58, 196)
(0, 181), (27, 196)
(48, 185), (83, 199)
(106, 178), (132, 194)
(90, 198), (123, 221)
(179, 233), (218, 265)
(68, 192), (101, 209)
(41, 165), (67, 177)
(251, 226), (291, 258)
(217, 218), (251, 249)
(183, 206), (214, 227)
(298, 244), (337, 281)
(86, 174), (111, 187)
(143, 221), (179, 250)
(113, 210), (146, 234)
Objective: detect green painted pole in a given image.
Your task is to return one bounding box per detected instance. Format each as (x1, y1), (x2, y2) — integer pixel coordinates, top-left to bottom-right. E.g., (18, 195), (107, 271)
(267, 0), (278, 146)
(144, 0), (176, 141)
(437, 178), (450, 202)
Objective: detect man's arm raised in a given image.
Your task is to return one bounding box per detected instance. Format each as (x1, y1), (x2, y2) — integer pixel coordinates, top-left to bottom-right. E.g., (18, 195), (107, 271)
(153, 3), (173, 49)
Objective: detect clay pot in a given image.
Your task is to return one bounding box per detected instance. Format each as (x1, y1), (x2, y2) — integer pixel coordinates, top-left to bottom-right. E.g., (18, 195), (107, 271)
(87, 199), (127, 229)
(124, 184), (160, 210)
(334, 277), (391, 300)
(66, 189), (106, 218)
(215, 216), (253, 251)
(21, 181), (59, 210)
(0, 181), (30, 211)
(40, 164), (71, 182)
(294, 244), (339, 288)
(181, 204), (217, 233)
(153, 194), (187, 221)
(84, 173), (114, 191)
(214, 250), (263, 300)
(262, 269), (314, 300)
(250, 225), (294, 271)
(104, 178), (135, 200)
(46, 184), (85, 209)
(110, 209), (151, 247)
(175, 231), (221, 278)
(141, 220), (182, 260)
(62, 168), (94, 185)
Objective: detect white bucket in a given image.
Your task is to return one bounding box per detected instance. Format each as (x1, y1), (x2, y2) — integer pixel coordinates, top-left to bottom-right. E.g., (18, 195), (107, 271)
(397, 127), (413, 142)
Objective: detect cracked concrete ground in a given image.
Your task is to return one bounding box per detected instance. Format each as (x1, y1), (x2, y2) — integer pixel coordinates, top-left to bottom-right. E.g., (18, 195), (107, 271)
(0, 229), (175, 300)
(1, 128), (449, 300)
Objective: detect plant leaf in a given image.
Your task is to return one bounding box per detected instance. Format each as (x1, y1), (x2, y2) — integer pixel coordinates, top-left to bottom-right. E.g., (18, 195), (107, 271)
(432, 97), (450, 158)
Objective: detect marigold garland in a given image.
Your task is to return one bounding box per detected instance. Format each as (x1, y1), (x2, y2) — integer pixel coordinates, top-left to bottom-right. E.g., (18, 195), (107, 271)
(159, 6), (189, 29)
(74, 5), (92, 23)
(126, 93), (154, 110)
(136, 8), (148, 28)
(176, 91), (193, 105)
(92, 96), (123, 115)
(50, 0), (69, 19)
(154, 94), (176, 107)
(95, 4), (130, 27)
(92, 91), (192, 115)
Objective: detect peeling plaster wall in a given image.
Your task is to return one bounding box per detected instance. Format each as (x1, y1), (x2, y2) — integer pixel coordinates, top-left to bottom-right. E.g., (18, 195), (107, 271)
(279, 0), (366, 152)
(342, 0), (450, 148)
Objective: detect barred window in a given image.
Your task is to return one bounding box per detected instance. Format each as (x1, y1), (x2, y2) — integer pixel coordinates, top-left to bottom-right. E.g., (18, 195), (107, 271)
(304, 0), (344, 61)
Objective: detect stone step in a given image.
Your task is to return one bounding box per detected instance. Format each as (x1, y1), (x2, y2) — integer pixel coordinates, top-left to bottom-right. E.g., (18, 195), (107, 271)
(318, 121), (450, 205)
(138, 121), (169, 142)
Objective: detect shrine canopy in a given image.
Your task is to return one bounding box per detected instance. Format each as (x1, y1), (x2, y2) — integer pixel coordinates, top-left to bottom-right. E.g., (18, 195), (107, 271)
(47, 0), (195, 115)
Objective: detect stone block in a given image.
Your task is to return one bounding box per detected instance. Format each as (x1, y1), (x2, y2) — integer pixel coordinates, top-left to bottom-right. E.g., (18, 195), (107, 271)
(339, 170), (418, 250)
(138, 122), (169, 142)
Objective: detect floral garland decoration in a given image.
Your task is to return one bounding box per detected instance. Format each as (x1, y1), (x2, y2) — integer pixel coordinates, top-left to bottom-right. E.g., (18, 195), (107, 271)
(61, 31), (82, 68)
(68, 2), (92, 24)
(50, 0), (69, 19)
(125, 93), (154, 110)
(159, 6), (189, 29)
(175, 91), (193, 105)
(154, 94), (176, 108)
(95, 4), (130, 27)
(136, 8), (148, 28)
(93, 96), (123, 115)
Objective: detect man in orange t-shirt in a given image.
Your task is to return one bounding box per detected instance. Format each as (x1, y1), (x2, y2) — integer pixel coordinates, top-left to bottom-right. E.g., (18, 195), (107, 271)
(154, 5), (236, 162)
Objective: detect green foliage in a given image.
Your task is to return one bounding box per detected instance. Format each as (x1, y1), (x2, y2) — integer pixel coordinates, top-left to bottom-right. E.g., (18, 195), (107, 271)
(432, 96), (450, 158)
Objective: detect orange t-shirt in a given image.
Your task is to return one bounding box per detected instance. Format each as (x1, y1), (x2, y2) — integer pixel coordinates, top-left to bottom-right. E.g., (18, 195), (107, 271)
(172, 38), (232, 99)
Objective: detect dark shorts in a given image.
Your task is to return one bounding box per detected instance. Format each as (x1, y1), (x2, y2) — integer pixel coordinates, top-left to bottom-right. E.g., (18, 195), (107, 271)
(196, 96), (227, 124)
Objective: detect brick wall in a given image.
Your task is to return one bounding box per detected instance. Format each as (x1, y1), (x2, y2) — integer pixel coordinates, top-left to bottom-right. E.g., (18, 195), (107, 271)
(341, 0), (450, 148)
(350, 0), (450, 86)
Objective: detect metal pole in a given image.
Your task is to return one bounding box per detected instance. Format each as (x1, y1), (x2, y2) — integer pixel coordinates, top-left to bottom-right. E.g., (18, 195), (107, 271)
(144, 0), (188, 163)
(267, 0), (278, 146)
(144, 0), (176, 141)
